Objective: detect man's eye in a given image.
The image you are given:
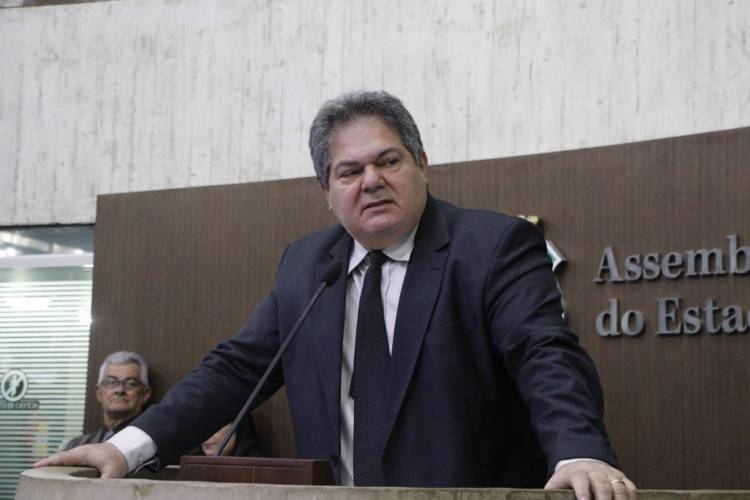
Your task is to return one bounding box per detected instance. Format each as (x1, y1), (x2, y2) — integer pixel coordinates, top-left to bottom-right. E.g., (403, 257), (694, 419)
(384, 158), (399, 166)
(339, 169), (360, 178)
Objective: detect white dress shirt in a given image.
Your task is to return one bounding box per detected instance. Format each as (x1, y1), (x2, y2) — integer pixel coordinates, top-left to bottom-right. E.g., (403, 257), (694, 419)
(337, 226), (417, 485)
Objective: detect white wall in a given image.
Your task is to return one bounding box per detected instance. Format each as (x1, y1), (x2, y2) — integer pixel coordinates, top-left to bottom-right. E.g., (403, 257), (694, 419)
(1, 0), (749, 225)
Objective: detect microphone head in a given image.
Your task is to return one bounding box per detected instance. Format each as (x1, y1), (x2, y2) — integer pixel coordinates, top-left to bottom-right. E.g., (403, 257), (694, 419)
(322, 261), (343, 286)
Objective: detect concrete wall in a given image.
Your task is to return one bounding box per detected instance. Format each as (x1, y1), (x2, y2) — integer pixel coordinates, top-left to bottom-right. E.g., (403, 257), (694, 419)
(1, 0), (749, 225)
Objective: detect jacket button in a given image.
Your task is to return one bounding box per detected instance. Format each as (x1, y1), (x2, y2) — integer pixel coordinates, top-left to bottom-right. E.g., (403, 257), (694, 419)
(329, 454), (339, 466)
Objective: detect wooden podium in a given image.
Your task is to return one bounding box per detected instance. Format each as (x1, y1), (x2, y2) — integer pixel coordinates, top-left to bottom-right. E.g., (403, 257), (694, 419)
(178, 456), (335, 485)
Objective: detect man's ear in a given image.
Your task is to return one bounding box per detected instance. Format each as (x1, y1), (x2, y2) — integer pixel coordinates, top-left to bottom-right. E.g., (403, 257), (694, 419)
(419, 152), (429, 186)
(419, 151), (428, 169)
(320, 183), (332, 210)
(95, 385), (105, 404)
(141, 386), (152, 404)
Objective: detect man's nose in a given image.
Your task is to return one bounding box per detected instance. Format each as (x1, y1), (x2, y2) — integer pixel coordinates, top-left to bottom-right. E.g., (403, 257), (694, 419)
(361, 164), (385, 191)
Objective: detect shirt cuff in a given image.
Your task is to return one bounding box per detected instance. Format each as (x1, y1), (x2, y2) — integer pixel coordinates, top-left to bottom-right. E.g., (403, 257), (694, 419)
(554, 457), (607, 472)
(107, 426), (157, 473)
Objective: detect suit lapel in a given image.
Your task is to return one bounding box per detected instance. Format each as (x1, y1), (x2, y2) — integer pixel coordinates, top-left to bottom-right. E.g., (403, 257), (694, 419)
(312, 231), (352, 447)
(383, 196), (449, 446)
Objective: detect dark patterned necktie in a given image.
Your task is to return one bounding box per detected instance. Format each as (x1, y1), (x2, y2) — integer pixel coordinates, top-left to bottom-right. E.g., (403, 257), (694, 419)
(351, 250), (390, 486)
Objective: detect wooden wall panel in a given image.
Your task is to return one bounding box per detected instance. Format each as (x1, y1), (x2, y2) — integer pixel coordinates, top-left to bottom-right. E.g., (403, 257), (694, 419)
(88, 180), (336, 458)
(87, 127), (750, 488)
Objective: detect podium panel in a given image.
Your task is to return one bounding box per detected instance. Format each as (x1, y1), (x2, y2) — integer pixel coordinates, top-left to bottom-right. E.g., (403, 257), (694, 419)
(178, 456), (334, 485)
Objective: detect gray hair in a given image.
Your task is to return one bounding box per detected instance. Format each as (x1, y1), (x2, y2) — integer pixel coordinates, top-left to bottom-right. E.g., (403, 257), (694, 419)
(98, 351), (149, 386)
(309, 90), (425, 189)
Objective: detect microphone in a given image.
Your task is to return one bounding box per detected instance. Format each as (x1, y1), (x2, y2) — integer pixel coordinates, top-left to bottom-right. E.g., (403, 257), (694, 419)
(215, 260), (343, 456)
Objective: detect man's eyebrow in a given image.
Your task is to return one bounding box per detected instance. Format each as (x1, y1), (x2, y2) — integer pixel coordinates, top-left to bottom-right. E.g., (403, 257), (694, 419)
(375, 147), (403, 159)
(331, 147), (405, 171)
(332, 160), (362, 170)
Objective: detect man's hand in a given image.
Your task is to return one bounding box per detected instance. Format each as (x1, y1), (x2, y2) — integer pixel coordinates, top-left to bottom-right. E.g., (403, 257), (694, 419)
(545, 461), (637, 500)
(33, 443), (129, 479)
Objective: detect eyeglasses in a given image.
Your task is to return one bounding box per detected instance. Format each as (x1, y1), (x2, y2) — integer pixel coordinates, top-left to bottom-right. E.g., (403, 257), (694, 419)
(100, 377), (143, 390)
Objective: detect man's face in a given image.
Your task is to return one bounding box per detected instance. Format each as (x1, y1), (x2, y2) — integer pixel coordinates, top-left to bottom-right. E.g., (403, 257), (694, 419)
(324, 116), (428, 250)
(95, 362), (151, 419)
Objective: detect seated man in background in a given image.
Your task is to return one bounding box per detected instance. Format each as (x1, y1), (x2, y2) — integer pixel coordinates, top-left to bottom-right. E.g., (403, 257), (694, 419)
(63, 351), (151, 450)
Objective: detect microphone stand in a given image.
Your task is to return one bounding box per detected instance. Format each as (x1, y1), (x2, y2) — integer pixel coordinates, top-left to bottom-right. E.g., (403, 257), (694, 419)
(215, 261), (343, 456)
(179, 262), (342, 486)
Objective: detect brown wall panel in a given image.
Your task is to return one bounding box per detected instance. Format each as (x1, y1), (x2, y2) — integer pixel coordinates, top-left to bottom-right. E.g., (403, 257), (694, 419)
(87, 127), (750, 488)
(88, 180), (337, 457)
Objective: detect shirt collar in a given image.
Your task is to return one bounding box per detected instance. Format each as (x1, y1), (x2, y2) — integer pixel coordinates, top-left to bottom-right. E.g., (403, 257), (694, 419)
(347, 223), (419, 275)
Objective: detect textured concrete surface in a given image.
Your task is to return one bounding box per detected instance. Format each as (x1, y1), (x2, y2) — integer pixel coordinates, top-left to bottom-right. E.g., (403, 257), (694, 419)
(1, 0), (749, 225)
(16, 467), (750, 500)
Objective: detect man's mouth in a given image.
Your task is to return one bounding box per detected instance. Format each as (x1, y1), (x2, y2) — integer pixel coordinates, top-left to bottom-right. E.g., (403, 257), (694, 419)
(362, 199), (392, 212)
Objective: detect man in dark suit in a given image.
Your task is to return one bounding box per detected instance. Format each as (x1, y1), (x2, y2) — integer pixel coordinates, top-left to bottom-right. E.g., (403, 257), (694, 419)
(37, 90), (635, 498)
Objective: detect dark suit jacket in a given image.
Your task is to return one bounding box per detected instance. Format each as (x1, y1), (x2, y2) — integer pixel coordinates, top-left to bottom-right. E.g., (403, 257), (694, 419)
(134, 195), (617, 487)
(63, 426), (112, 451)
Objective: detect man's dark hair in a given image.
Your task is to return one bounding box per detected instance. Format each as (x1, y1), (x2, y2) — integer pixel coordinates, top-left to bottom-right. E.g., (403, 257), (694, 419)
(309, 90), (425, 189)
